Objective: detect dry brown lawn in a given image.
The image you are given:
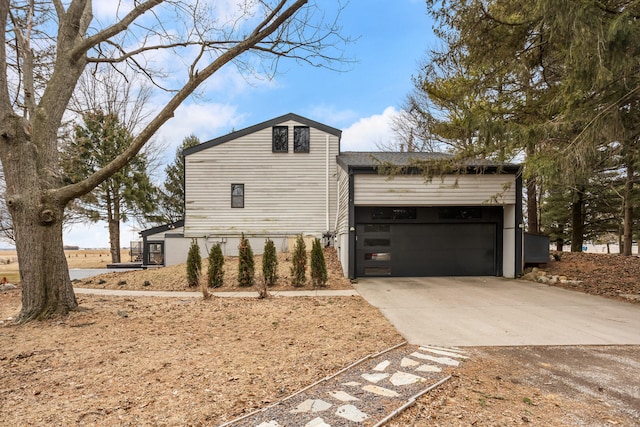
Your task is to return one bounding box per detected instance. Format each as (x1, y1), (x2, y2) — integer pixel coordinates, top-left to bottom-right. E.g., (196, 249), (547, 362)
(0, 249), (129, 283)
(1, 250), (638, 425)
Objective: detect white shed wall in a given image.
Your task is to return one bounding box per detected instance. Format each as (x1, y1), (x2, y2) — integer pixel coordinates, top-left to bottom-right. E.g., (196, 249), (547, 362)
(143, 227), (187, 267)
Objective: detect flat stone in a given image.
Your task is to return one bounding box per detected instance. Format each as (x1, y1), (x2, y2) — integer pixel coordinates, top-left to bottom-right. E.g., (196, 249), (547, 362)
(416, 364), (442, 373)
(389, 371), (425, 386)
(256, 421), (281, 427)
(335, 404), (369, 422)
(420, 344), (467, 353)
(361, 373), (389, 383)
(328, 390), (359, 402)
(400, 357), (420, 368)
(419, 346), (467, 359)
(305, 417), (331, 427)
(410, 352), (460, 366)
(343, 381), (361, 387)
(362, 384), (400, 397)
(373, 360), (391, 371)
(290, 399), (332, 414)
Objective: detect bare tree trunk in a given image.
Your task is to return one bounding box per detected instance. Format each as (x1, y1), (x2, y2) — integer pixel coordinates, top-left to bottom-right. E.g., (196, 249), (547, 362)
(618, 226), (624, 254)
(1, 116), (77, 322)
(13, 206), (77, 321)
(109, 217), (121, 263)
(622, 161), (634, 256)
(525, 143), (539, 234)
(555, 238), (563, 251)
(106, 191), (121, 263)
(526, 176), (539, 234)
(570, 187), (585, 252)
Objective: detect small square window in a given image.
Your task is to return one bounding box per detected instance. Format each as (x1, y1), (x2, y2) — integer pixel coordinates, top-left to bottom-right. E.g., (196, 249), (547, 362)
(272, 126), (288, 152)
(231, 184), (244, 208)
(294, 126), (310, 153)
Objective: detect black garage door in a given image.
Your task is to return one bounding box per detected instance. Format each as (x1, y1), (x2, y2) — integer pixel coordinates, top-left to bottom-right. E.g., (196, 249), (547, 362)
(355, 206), (501, 277)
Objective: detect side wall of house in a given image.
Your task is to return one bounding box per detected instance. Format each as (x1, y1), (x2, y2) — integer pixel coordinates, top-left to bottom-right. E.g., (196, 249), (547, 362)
(148, 234), (295, 266)
(184, 119), (339, 240)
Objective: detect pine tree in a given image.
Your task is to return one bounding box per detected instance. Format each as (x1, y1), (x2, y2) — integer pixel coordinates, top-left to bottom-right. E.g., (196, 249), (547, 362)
(310, 238), (328, 288)
(238, 234), (255, 287)
(186, 239), (202, 288)
(262, 239), (278, 287)
(207, 243), (224, 288)
(158, 134), (200, 223)
(63, 111), (159, 263)
(290, 235), (307, 287)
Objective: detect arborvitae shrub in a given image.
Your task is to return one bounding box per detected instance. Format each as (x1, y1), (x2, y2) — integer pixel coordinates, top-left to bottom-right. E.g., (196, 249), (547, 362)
(238, 233), (255, 287)
(290, 234), (307, 287)
(207, 243), (224, 288)
(310, 238), (328, 288)
(186, 239), (202, 288)
(262, 239), (278, 287)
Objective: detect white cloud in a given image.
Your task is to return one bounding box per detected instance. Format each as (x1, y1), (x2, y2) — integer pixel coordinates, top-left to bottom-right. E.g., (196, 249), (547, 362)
(341, 107), (399, 152)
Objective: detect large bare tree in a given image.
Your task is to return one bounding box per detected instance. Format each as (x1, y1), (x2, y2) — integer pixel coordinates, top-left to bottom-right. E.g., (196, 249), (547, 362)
(0, 0), (348, 322)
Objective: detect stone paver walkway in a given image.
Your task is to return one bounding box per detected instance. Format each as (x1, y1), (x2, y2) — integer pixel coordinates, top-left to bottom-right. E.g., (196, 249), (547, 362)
(218, 343), (467, 427)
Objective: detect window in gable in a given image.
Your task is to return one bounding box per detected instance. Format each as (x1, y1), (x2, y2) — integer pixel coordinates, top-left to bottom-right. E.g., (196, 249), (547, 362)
(231, 184), (244, 208)
(294, 126), (310, 153)
(272, 126), (288, 152)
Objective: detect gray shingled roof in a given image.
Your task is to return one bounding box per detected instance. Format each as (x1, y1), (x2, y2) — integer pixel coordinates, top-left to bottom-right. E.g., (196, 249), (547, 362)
(337, 151), (450, 167)
(336, 151), (519, 171)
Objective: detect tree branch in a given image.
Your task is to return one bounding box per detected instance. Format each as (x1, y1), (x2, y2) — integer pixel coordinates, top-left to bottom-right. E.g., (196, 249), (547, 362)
(8, 7), (34, 119)
(52, 0), (65, 19)
(0, 2), (11, 113)
(54, 0), (310, 204)
(70, 0), (164, 61)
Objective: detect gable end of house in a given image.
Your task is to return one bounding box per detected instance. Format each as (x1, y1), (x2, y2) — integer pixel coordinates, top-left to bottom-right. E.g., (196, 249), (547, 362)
(184, 112), (343, 157)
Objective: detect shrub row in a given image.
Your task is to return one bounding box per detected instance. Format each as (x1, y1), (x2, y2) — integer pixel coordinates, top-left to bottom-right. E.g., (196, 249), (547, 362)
(185, 234), (328, 288)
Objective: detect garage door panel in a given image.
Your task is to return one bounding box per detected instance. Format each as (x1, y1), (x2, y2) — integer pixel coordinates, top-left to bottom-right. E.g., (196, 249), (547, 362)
(392, 224), (496, 276)
(357, 221), (498, 277)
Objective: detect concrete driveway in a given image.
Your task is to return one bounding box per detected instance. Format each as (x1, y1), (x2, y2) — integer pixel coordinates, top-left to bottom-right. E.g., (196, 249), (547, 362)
(353, 277), (640, 346)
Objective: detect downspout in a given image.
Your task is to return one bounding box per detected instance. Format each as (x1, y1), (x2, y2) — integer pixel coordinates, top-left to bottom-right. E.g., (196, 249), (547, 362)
(348, 169), (356, 279)
(326, 135), (330, 231)
(334, 168), (341, 233)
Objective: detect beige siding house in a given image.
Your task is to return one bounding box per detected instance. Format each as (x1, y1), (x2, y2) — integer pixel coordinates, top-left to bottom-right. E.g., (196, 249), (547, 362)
(141, 114), (523, 279)
(143, 113), (342, 264)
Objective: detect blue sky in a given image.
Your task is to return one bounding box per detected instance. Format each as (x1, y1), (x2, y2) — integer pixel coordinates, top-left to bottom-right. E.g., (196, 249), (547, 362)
(63, 0), (438, 249)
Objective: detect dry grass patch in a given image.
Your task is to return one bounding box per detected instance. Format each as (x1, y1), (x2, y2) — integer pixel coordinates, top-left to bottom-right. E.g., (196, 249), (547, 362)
(0, 290), (402, 425)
